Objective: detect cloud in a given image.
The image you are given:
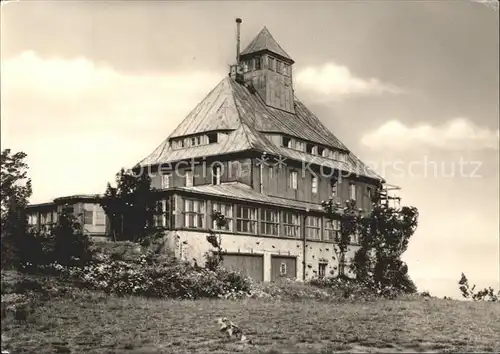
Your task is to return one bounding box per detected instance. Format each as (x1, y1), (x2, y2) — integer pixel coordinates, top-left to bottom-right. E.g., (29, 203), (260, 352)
(360, 118), (500, 151)
(295, 62), (404, 100)
(1, 51), (221, 203)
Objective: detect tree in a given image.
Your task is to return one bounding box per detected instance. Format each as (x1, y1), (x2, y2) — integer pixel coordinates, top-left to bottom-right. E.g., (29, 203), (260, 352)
(99, 168), (156, 243)
(51, 203), (92, 266)
(322, 185), (419, 294)
(459, 273), (499, 302)
(355, 189), (419, 293)
(1, 149), (32, 268)
(205, 210), (227, 271)
(322, 199), (360, 278)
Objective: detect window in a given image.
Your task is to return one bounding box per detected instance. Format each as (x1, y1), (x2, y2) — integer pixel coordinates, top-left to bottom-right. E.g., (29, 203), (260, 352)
(283, 211), (300, 238)
(212, 165), (221, 185)
(318, 263), (327, 278)
(312, 175), (318, 194)
(331, 179), (338, 198)
(295, 140), (304, 151)
(305, 216), (321, 240)
(261, 208), (280, 236)
(269, 57), (275, 71)
(289, 171), (298, 189)
(317, 146), (325, 156)
(83, 210), (93, 225)
(229, 160), (242, 179)
(183, 199), (205, 229)
(283, 64), (289, 76)
(154, 200), (167, 228)
(351, 230), (360, 245)
(276, 60), (283, 74)
(185, 170), (193, 187)
(322, 148), (330, 158)
(367, 187), (372, 201)
(243, 61), (249, 73)
(236, 205), (258, 233)
(161, 173), (172, 189)
(213, 202), (233, 231)
(262, 56), (268, 69)
(282, 136), (292, 148)
(306, 143), (315, 154)
(280, 262), (287, 276)
(349, 183), (356, 200)
(254, 56), (261, 70)
(95, 208), (106, 226)
(324, 219), (340, 241)
(207, 133), (218, 144)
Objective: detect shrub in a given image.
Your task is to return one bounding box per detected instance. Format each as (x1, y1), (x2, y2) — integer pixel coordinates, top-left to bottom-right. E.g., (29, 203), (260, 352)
(459, 273), (499, 302)
(42, 260), (252, 300)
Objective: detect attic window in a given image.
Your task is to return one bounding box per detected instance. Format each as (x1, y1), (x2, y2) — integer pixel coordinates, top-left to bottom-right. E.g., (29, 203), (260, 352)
(322, 149), (330, 158)
(282, 136), (292, 148)
(207, 133), (218, 144)
(306, 143), (315, 154)
(317, 146), (325, 156)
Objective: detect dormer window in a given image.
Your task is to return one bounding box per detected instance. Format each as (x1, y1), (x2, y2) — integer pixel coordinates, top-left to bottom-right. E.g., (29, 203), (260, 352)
(207, 133), (218, 144)
(282, 136), (292, 148)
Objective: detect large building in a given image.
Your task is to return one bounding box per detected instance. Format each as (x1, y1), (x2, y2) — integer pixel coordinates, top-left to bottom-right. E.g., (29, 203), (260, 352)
(27, 20), (388, 281)
(133, 21), (385, 281)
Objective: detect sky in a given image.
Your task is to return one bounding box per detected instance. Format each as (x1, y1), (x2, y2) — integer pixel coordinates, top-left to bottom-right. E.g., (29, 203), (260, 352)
(1, 0), (498, 298)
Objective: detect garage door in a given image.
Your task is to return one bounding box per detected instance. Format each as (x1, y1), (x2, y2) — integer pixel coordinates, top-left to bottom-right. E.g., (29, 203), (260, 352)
(271, 256), (297, 282)
(222, 254), (264, 282)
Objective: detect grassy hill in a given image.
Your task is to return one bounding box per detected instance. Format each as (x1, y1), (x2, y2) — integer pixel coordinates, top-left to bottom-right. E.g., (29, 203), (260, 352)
(2, 271), (499, 353)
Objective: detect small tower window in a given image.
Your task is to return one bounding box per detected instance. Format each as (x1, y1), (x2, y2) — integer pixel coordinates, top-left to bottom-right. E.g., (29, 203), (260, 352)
(276, 60), (283, 74)
(254, 56), (261, 70)
(283, 64), (290, 76)
(269, 57), (275, 71)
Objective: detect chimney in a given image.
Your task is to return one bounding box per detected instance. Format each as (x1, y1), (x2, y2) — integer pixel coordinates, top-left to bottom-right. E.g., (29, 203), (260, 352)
(236, 18), (242, 64)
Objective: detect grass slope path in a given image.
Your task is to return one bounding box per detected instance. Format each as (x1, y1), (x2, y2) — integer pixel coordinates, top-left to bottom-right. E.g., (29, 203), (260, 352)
(2, 290), (500, 353)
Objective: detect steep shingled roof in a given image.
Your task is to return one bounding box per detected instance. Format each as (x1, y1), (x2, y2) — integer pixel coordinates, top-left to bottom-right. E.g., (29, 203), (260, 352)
(240, 27), (293, 62)
(136, 76), (383, 181)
